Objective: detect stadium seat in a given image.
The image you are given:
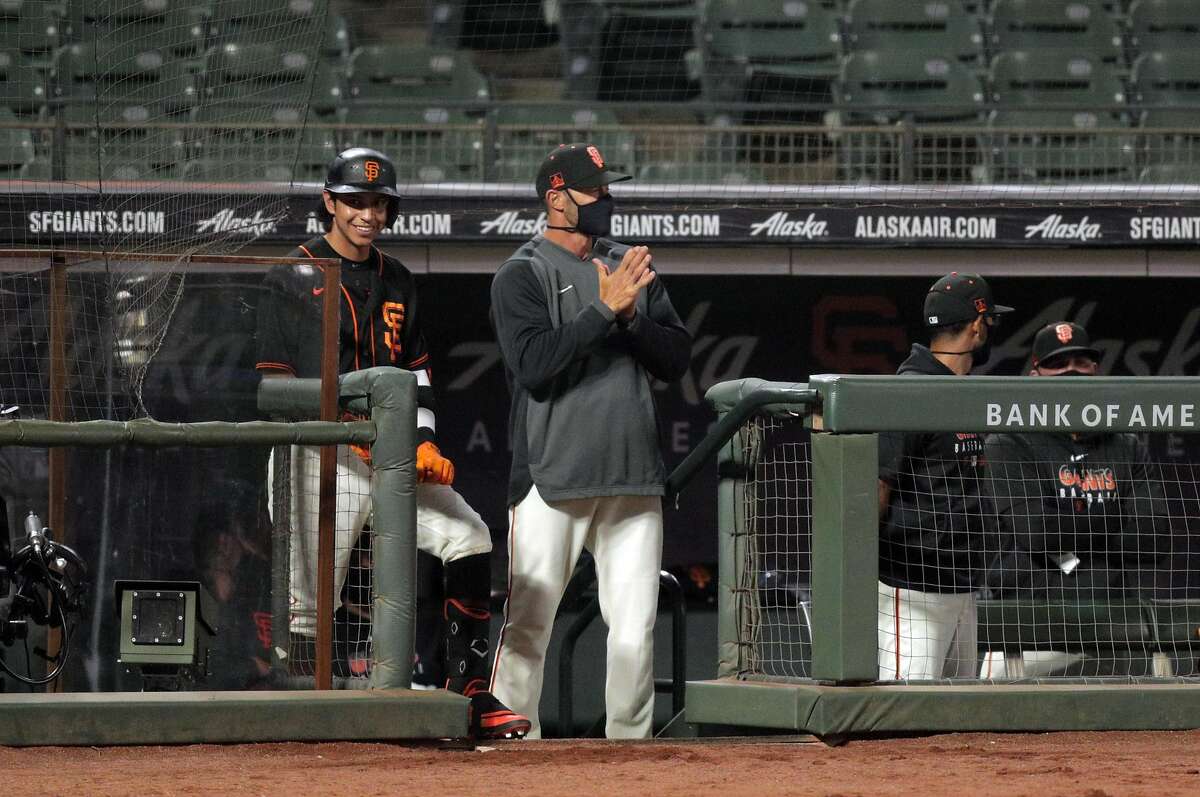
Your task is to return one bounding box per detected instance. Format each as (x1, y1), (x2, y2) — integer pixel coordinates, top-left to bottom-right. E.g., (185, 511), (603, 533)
(596, 0), (699, 101)
(0, 107), (35, 177)
(1126, 0), (1199, 59)
(843, 0), (985, 65)
(491, 105), (636, 183)
(836, 50), (986, 182)
(989, 0), (1124, 63)
(987, 51), (1135, 182)
(1138, 163), (1200, 184)
(348, 44), (489, 106)
(1131, 52), (1200, 171)
(63, 0), (211, 60)
(211, 0), (349, 60)
(702, 0), (842, 91)
(203, 41), (317, 108)
(636, 160), (768, 185)
(0, 0), (62, 62)
(51, 42), (201, 118)
(184, 127), (338, 183)
(0, 48), (47, 113)
(341, 104), (484, 182)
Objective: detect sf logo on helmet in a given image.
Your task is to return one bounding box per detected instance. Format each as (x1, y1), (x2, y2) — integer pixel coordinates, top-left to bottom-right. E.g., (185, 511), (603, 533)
(364, 160), (380, 182)
(1056, 323), (1074, 344)
(587, 146), (604, 169)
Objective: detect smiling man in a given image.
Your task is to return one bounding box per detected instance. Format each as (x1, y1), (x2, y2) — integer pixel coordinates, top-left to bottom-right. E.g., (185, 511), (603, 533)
(255, 147), (529, 739)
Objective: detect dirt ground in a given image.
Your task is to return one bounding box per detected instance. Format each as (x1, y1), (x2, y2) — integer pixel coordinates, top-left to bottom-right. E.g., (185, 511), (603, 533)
(3, 731), (1199, 797)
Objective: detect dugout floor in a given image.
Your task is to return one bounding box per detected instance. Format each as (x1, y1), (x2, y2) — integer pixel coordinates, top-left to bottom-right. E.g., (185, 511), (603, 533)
(3, 733), (1199, 797)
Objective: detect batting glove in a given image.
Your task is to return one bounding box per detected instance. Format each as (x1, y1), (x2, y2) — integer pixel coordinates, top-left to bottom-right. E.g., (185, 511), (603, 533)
(416, 441), (455, 485)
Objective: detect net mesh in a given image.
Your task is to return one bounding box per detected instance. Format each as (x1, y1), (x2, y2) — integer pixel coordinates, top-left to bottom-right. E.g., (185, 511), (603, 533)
(738, 415), (1200, 683)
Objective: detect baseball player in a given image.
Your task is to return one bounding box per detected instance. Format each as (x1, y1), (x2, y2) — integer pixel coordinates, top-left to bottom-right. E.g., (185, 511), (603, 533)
(980, 321), (1169, 678)
(255, 147), (530, 739)
(877, 272), (1014, 680)
(488, 143), (692, 738)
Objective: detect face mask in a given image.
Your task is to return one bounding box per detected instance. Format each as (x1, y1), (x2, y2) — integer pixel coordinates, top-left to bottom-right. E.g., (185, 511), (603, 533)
(568, 192), (615, 237)
(1052, 370), (1090, 377)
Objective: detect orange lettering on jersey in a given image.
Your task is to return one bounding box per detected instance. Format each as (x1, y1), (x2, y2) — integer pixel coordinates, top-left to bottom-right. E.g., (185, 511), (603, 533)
(383, 301), (406, 362)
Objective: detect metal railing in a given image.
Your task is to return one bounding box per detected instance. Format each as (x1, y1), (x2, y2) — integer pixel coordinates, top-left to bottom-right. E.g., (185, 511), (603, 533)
(5, 102), (1200, 185)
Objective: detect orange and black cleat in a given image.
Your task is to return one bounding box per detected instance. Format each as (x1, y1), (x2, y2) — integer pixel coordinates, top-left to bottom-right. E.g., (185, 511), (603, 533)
(467, 687), (531, 740)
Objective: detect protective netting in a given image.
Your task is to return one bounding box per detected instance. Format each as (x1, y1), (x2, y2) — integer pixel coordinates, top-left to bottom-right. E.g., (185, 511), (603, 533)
(738, 415), (1200, 683)
(272, 444), (375, 683)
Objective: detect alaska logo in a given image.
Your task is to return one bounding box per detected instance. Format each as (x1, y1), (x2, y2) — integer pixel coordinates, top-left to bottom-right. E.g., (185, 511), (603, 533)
(1057, 464), (1118, 505)
(587, 146), (604, 169)
(550, 172), (565, 189)
(974, 297), (988, 314)
(364, 160), (380, 182)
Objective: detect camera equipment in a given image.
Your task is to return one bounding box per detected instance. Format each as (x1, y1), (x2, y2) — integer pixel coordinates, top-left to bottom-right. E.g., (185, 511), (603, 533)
(0, 504), (88, 687)
(115, 580), (216, 691)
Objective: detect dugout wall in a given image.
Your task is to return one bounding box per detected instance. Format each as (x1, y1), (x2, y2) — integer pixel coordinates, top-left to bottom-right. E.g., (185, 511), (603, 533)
(682, 376), (1200, 741)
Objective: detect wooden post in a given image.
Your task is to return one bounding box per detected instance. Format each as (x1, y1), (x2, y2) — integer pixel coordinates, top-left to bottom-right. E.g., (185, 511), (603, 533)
(315, 262), (340, 691)
(46, 255), (68, 688)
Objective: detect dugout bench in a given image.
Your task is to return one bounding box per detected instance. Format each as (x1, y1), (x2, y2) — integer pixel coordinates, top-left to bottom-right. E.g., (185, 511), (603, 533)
(977, 598), (1200, 679)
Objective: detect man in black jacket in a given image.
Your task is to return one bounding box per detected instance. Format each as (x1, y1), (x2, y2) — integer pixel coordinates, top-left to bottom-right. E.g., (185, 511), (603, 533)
(877, 273), (1013, 680)
(981, 322), (1170, 678)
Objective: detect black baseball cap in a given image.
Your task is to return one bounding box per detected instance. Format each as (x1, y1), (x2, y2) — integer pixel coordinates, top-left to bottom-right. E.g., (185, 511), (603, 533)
(535, 142), (631, 200)
(923, 272), (1014, 327)
(1032, 322), (1100, 367)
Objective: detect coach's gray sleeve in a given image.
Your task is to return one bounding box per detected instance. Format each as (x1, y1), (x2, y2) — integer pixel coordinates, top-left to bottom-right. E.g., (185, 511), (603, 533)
(491, 260), (614, 393)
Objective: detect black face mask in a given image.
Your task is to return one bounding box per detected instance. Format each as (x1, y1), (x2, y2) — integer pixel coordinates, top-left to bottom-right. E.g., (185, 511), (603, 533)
(549, 191), (615, 238)
(972, 338), (992, 367)
(1049, 370), (1090, 377)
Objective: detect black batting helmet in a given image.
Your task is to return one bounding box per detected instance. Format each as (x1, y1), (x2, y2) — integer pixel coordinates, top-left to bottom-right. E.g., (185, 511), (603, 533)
(323, 147), (400, 225)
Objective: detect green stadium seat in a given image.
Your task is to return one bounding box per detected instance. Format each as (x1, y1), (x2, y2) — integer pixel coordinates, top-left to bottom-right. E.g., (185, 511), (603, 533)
(184, 127), (337, 182)
(203, 40), (317, 112)
(1130, 52), (1200, 171)
(0, 107), (35, 176)
(1138, 163), (1200, 184)
(0, 48), (47, 112)
(347, 44), (488, 106)
(836, 50), (986, 182)
(492, 105), (636, 183)
(212, 0), (348, 60)
(1127, 0), (1200, 58)
(602, 0), (698, 21)
(63, 0), (211, 60)
(52, 42), (200, 117)
(0, 0), (62, 62)
(342, 104), (484, 182)
(989, 0), (1124, 63)
(636, 160), (768, 185)
(844, 0), (985, 64)
(987, 51), (1135, 182)
(703, 0), (842, 87)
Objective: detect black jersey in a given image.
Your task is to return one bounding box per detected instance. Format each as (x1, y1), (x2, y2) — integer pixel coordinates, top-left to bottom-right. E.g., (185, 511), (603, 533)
(983, 431), (1169, 598)
(255, 236), (434, 440)
(878, 344), (994, 594)
(256, 236), (429, 377)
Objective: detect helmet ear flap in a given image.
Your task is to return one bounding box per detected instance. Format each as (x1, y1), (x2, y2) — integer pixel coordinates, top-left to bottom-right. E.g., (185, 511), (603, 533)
(385, 197), (399, 229)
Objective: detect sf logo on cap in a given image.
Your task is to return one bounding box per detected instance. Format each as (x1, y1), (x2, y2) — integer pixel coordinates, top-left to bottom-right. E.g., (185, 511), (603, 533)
(1056, 323), (1074, 343)
(587, 146), (604, 169)
(364, 160), (380, 181)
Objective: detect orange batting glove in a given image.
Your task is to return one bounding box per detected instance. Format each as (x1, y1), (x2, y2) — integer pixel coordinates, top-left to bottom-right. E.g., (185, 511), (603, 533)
(416, 441), (455, 485)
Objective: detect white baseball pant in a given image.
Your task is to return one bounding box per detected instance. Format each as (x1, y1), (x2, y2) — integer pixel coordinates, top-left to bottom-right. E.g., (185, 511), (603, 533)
(274, 445), (493, 636)
(979, 651), (1084, 679)
(877, 582), (979, 680)
(490, 485), (663, 739)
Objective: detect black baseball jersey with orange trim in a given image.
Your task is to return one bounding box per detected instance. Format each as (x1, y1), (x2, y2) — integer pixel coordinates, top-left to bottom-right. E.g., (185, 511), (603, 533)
(877, 344), (995, 594)
(255, 236), (430, 378)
